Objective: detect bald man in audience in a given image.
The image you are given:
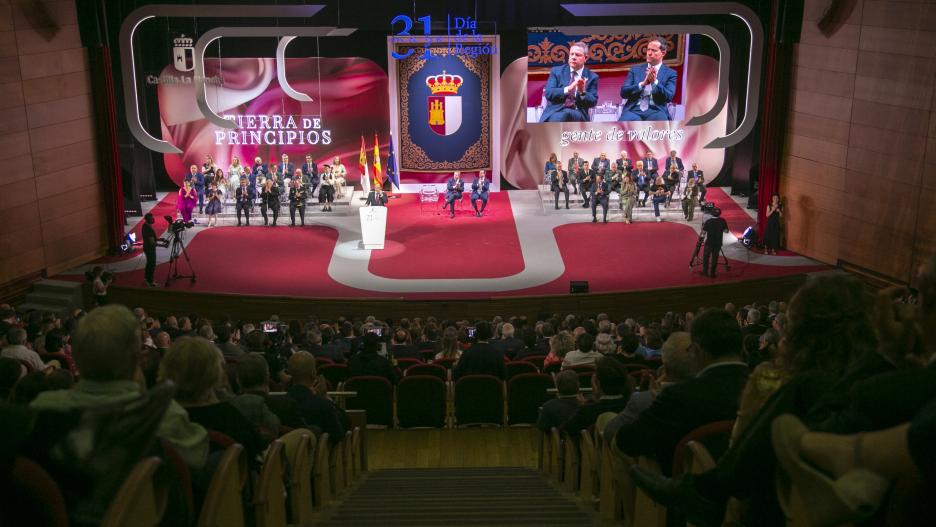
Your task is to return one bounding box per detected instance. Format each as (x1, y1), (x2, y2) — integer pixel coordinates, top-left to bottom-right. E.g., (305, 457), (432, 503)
(285, 351), (349, 444)
(30, 304), (208, 468)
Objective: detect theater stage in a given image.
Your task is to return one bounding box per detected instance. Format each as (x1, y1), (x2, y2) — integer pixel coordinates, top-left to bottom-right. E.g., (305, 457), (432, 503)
(61, 187), (826, 301)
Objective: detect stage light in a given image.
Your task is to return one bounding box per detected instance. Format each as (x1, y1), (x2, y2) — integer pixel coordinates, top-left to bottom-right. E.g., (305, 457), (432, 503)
(741, 226), (757, 248)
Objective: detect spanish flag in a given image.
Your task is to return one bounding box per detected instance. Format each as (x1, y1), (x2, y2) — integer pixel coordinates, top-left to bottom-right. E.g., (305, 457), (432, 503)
(373, 133), (383, 189)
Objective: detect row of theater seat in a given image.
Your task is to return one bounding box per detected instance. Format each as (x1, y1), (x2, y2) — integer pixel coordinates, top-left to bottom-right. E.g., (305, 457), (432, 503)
(10, 426), (364, 527)
(321, 355), (659, 428)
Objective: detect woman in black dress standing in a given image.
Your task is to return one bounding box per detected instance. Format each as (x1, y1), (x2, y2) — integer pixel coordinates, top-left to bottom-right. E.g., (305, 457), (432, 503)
(764, 193), (783, 254)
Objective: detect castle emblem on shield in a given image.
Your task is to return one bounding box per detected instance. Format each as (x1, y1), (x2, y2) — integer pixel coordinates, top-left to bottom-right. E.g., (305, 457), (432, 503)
(172, 35), (194, 72)
(426, 71), (463, 136)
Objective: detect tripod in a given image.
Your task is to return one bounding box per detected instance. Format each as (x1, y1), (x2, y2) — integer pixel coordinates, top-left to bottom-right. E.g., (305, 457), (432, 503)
(689, 232), (730, 274)
(164, 231), (196, 286)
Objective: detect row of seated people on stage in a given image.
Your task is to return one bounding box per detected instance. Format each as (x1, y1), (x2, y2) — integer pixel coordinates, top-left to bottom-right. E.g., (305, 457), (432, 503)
(546, 149), (707, 223)
(176, 153), (351, 226)
(441, 171), (491, 218)
(3, 257), (935, 525)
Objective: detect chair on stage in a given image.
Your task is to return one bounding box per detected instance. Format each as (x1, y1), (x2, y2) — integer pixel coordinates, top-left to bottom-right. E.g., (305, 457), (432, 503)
(419, 185), (439, 213)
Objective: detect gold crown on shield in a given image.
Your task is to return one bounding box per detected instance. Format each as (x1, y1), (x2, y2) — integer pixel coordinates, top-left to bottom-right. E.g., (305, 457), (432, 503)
(425, 71), (463, 95)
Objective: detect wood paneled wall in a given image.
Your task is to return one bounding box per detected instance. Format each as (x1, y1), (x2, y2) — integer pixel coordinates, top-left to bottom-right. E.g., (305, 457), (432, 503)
(781, 0), (936, 283)
(0, 0), (107, 287)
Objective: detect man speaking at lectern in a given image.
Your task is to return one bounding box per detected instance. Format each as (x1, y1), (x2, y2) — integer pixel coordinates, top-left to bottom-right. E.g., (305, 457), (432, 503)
(618, 37), (677, 122)
(539, 42), (599, 123)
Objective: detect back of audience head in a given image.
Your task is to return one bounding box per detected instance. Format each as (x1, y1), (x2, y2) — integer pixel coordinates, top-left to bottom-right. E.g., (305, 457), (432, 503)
(594, 333), (616, 355)
(287, 351), (318, 385)
(554, 369), (579, 397)
(785, 274), (875, 374)
(73, 305), (140, 382)
(549, 332), (575, 358)
(576, 332), (595, 353)
(159, 337), (223, 404)
(690, 308), (742, 360)
(474, 321), (492, 341)
(618, 332), (640, 357)
(236, 353), (271, 392)
(660, 331), (697, 381)
(593, 356), (630, 397)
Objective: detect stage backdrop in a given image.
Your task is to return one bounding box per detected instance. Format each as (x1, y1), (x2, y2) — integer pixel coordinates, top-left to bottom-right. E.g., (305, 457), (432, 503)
(388, 36), (500, 191)
(157, 57), (390, 186)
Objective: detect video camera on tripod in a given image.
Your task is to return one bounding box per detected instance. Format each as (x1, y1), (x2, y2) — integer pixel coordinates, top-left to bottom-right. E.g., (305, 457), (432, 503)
(160, 215), (196, 285)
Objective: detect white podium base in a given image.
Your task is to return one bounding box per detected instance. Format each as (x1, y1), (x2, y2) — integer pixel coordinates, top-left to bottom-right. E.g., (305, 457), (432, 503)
(359, 206), (387, 250)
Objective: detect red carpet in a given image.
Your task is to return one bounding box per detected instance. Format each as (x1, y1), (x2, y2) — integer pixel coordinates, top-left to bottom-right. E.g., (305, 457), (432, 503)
(368, 192), (524, 279)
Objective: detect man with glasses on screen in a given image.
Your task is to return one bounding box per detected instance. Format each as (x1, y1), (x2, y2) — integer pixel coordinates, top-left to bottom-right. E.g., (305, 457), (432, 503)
(619, 37), (677, 122)
(539, 41), (599, 122)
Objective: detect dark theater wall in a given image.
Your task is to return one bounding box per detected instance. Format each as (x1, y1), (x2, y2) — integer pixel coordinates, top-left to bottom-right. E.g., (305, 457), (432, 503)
(780, 0), (936, 282)
(0, 0), (107, 289)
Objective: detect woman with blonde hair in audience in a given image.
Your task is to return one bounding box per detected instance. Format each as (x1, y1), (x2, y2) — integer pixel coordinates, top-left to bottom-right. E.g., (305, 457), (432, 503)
(544, 331), (575, 370)
(159, 336), (266, 467)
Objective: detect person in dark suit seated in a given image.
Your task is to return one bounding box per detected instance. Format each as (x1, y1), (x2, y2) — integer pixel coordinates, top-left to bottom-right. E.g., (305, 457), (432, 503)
(633, 160), (651, 207)
(566, 153), (584, 194)
(579, 161), (594, 208)
(491, 322), (526, 360)
(560, 356), (632, 438)
(277, 153), (294, 181)
(642, 150), (659, 177)
(538, 41), (599, 122)
(536, 370), (582, 433)
(613, 308), (749, 475)
(347, 333), (399, 384)
(453, 322), (506, 381)
(591, 174), (610, 223)
(548, 160), (570, 210)
(443, 171), (464, 219)
(664, 150), (684, 173)
(469, 171), (491, 217)
(301, 154), (319, 195)
(618, 37), (678, 122)
(233, 352), (307, 430)
(615, 150), (633, 175)
(286, 351), (351, 444)
(592, 152), (612, 177)
(365, 187), (388, 206)
(687, 163), (706, 203)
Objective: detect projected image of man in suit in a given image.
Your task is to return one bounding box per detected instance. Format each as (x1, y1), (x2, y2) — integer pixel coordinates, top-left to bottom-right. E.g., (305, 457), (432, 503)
(619, 37), (677, 122)
(539, 41), (599, 122)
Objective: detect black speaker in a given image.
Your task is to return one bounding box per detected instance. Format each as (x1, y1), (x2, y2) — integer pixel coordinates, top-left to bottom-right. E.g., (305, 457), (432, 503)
(569, 281), (589, 294)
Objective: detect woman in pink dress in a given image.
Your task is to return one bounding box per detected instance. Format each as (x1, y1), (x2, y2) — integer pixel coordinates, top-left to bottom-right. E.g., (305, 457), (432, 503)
(177, 180), (197, 222)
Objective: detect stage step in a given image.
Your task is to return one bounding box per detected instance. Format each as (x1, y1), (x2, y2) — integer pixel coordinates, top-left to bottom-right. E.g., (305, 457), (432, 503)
(19, 279), (85, 315)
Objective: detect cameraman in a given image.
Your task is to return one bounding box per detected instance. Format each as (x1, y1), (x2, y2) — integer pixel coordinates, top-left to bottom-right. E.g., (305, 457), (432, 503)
(700, 207), (729, 278)
(142, 213), (158, 287)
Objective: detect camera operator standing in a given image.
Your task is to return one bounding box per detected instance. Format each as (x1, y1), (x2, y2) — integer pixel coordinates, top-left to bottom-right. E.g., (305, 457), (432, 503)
(142, 213), (158, 287)
(700, 207), (729, 278)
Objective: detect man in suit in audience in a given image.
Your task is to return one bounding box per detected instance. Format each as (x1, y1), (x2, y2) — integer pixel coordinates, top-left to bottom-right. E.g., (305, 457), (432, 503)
(536, 370), (582, 433)
(277, 153), (295, 180)
(560, 356), (632, 438)
(592, 152), (612, 177)
(591, 174), (610, 223)
(579, 161), (594, 208)
(443, 171), (465, 219)
(618, 37), (678, 122)
(491, 322), (526, 360)
(642, 150), (659, 178)
(634, 160), (651, 207)
(285, 351), (351, 445)
(665, 150), (684, 173)
(453, 322), (506, 380)
(470, 171), (491, 217)
(539, 41), (599, 122)
(613, 309), (749, 475)
(567, 153), (583, 194)
(235, 177), (253, 226)
(615, 150), (633, 175)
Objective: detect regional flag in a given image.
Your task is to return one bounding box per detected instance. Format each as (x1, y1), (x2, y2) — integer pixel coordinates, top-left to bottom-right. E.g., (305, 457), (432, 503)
(387, 131), (399, 189)
(359, 135), (370, 194)
(373, 133), (383, 188)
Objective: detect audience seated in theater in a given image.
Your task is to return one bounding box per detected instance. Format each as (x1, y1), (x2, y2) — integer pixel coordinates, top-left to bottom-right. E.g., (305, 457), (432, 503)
(0, 356), (23, 399)
(614, 308), (749, 476)
(348, 333), (399, 384)
(544, 331), (575, 370)
(611, 331), (648, 366)
(433, 326), (461, 362)
(560, 356), (632, 437)
(491, 322), (526, 360)
(39, 329), (74, 373)
(536, 370), (582, 433)
(159, 336), (266, 467)
(389, 328), (420, 360)
(216, 324), (245, 361)
(562, 333), (603, 368)
(2, 327), (46, 372)
(30, 305), (209, 469)
(634, 327), (663, 360)
(604, 331), (698, 441)
(629, 274), (890, 526)
(741, 308), (769, 338)
(593, 332), (617, 355)
(285, 351), (350, 444)
(453, 322), (506, 380)
(230, 353), (283, 437)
